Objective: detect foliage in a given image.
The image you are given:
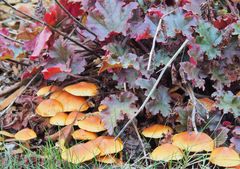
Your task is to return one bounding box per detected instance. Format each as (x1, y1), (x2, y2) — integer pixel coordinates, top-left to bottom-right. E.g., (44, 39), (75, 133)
(0, 0), (240, 167)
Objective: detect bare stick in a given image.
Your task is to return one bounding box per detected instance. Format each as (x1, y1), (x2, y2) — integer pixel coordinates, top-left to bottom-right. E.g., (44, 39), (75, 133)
(0, 32), (24, 45)
(132, 121), (148, 166)
(147, 10), (175, 71)
(0, 71), (40, 117)
(54, 0), (97, 37)
(115, 39), (189, 139)
(186, 85), (198, 133)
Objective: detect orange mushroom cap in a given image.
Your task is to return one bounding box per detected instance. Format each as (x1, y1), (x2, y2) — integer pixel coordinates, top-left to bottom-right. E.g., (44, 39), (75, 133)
(36, 85), (60, 96)
(142, 124), (173, 139)
(209, 147), (240, 167)
(77, 112), (106, 132)
(172, 131), (214, 152)
(98, 104), (108, 112)
(50, 91), (89, 112)
(14, 128), (37, 141)
(64, 82), (99, 97)
(50, 112), (68, 126)
(65, 112), (85, 125)
(93, 136), (123, 156)
(61, 141), (100, 164)
(97, 155), (123, 165)
(72, 129), (98, 140)
(150, 143), (184, 162)
(35, 99), (63, 117)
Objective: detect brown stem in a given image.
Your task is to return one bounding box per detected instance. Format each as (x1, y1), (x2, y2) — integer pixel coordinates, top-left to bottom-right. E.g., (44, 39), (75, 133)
(54, 0), (97, 37)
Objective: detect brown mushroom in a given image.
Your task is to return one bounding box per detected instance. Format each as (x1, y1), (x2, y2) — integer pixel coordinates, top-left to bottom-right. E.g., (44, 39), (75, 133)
(64, 82), (99, 97)
(172, 131), (214, 152)
(142, 124), (173, 139)
(50, 112), (68, 126)
(77, 112), (106, 132)
(50, 91), (89, 112)
(209, 147), (240, 167)
(61, 141), (100, 164)
(36, 85), (60, 96)
(14, 128), (37, 141)
(72, 129), (98, 141)
(150, 143), (184, 162)
(35, 99), (63, 117)
(65, 111), (85, 125)
(93, 136), (123, 156)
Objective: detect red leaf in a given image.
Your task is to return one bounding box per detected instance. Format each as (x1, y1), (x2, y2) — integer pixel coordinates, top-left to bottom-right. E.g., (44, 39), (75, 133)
(42, 67), (63, 80)
(213, 15), (237, 30)
(44, 10), (58, 26)
(30, 27), (52, 60)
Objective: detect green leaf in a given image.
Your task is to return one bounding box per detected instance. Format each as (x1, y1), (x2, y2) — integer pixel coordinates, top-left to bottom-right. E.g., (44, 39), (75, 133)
(100, 92), (138, 134)
(145, 86), (171, 116)
(86, 0), (138, 41)
(217, 91), (240, 117)
(196, 21), (222, 60)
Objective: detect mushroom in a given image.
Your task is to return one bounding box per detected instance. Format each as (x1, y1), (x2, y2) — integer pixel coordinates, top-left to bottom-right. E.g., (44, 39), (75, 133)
(61, 141), (100, 164)
(77, 112), (106, 132)
(0, 130), (15, 138)
(14, 128), (37, 141)
(36, 85), (60, 97)
(142, 124), (173, 139)
(96, 155), (123, 165)
(150, 143), (184, 162)
(65, 111), (85, 125)
(14, 128), (37, 149)
(72, 129), (98, 141)
(35, 99), (63, 117)
(209, 147), (240, 167)
(98, 104), (108, 112)
(50, 91), (89, 112)
(93, 136), (123, 156)
(64, 82), (99, 97)
(198, 98), (215, 112)
(172, 131), (214, 152)
(50, 112), (68, 126)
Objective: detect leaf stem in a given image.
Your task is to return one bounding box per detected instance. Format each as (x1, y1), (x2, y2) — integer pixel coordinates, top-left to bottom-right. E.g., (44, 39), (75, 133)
(54, 0), (97, 37)
(147, 10), (175, 71)
(115, 39), (189, 140)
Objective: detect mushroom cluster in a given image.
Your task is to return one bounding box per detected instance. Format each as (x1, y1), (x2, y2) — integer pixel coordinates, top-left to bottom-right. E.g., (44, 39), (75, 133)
(141, 124), (240, 168)
(35, 82), (124, 164)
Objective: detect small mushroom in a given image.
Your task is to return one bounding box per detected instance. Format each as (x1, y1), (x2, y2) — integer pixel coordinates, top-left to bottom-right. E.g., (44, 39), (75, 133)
(14, 128), (37, 141)
(61, 141), (100, 164)
(64, 82), (99, 97)
(98, 104), (108, 112)
(96, 155), (123, 165)
(142, 124), (173, 139)
(93, 136), (123, 156)
(77, 112), (106, 132)
(50, 112), (68, 126)
(72, 129), (98, 140)
(35, 99), (63, 117)
(36, 85), (60, 96)
(50, 91), (89, 112)
(0, 130), (15, 138)
(150, 143), (184, 162)
(65, 111), (85, 125)
(209, 147), (240, 167)
(172, 131), (214, 152)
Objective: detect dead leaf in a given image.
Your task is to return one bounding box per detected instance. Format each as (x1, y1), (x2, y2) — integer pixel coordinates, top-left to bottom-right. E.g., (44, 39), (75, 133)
(0, 86), (25, 111)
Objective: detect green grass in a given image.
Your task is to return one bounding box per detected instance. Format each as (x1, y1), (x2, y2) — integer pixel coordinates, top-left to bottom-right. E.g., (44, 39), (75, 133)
(0, 139), (213, 169)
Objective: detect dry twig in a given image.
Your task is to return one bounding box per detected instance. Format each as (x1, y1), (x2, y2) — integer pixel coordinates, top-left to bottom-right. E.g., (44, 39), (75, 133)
(115, 39), (189, 140)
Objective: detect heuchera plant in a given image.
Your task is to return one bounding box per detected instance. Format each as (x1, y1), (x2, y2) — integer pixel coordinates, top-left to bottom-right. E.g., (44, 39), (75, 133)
(1, 0), (239, 149)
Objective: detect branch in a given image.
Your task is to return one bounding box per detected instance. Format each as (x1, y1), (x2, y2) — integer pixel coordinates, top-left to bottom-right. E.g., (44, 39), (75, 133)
(147, 10), (175, 71)
(2, 0), (99, 57)
(186, 85), (198, 133)
(54, 0), (97, 37)
(0, 32), (24, 45)
(115, 39), (189, 140)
